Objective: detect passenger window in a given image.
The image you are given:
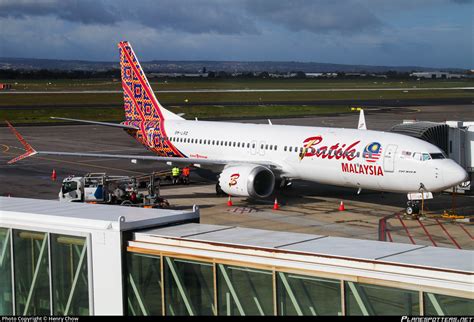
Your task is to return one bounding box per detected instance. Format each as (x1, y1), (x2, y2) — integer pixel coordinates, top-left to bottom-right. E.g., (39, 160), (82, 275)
(252, 143), (255, 148)
(247, 143), (250, 148)
(237, 142), (240, 148)
(274, 145), (278, 151)
(265, 144), (269, 150)
(289, 147), (292, 152)
(261, 144), (264, 149)
(284, 146), (287, 151)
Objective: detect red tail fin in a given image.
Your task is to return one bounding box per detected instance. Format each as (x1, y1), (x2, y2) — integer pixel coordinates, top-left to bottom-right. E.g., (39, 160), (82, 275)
(118, 41), (181, 122)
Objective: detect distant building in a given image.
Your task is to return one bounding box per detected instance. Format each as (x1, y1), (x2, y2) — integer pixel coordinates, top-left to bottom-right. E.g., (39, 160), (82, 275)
(410, 72), (463, 79)
(148, 72), (208, 78)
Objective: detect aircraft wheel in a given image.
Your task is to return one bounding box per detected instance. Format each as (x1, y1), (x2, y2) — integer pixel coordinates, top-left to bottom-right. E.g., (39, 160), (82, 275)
(405, 206), (414, 216)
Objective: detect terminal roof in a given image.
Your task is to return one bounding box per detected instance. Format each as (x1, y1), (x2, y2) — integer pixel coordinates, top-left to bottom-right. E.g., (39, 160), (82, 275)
(135, 223), (474, 273)
(0, 197), (198, 231)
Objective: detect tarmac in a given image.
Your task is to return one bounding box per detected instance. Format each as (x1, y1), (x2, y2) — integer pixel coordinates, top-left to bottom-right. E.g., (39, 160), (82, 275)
(1, 104), (473, 249)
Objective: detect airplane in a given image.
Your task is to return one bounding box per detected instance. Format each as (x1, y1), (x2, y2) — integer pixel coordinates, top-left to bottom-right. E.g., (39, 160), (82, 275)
(6, 41), (468, 215)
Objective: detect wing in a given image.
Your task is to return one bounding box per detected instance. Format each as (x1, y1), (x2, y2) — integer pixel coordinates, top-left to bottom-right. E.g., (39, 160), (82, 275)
(50, 117), (139, 130)
(5, 121), (281, 171)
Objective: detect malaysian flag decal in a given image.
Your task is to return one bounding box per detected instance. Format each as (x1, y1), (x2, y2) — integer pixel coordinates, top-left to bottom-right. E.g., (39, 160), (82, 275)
(363, 142), (382, 163)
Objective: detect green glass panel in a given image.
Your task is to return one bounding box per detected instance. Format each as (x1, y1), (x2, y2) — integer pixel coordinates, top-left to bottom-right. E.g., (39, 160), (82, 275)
(13, 230), (50, 315)
(164, 257), (214, 316)
(277, 272), (341, 316)
(51, 234), (89, 315)
(424, 293), (474, 316)
(0, 228), (13, 315)
(345, 282), (419, 316)
(127, 253), (162, 316)
(217, 264), (273, 316)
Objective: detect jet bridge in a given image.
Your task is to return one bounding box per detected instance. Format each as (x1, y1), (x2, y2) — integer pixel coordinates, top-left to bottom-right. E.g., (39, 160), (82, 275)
(390, 120), (473, 194)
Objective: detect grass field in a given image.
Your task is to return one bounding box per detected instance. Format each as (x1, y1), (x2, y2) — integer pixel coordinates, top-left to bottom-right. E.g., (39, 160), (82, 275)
(0, 78), (472, 124)
(1, 89), (473, 107)
(0, 105), (350, 123)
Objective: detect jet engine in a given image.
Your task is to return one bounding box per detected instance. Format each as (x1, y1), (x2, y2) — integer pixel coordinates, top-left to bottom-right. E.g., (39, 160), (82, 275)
(218, 165), (275, 198)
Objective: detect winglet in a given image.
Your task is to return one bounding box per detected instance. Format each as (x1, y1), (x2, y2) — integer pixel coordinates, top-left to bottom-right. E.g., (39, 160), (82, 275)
(358, 109), (367, 130)
(5, 121), (38, 164)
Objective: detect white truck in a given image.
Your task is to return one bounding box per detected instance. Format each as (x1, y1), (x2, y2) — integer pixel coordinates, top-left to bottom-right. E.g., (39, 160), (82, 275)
(59, 172), (169, 207)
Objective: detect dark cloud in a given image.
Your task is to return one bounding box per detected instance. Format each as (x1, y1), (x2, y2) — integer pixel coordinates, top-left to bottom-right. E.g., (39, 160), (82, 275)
(0, 0), (258, 35)
(0, 0), (383, 35)
(0, 0), (118, 24)
(245, 0), (382, 34)
(123, 0), (258, 35)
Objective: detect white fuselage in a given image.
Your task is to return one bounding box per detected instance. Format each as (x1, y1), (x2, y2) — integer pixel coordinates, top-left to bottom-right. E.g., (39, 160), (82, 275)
(156, 120), (467, 193)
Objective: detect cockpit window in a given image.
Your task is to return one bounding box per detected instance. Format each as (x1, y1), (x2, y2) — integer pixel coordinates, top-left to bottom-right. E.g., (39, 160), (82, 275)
(430, 153), (445, 159)
(422, 153), (431, 161)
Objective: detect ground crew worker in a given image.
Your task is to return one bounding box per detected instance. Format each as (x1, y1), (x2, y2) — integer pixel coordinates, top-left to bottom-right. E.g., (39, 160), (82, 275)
(182, 166), (190, 185)
(172, 167), (181, 184)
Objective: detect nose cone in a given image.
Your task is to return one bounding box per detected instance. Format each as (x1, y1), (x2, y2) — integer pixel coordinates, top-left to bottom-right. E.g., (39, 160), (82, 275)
(443, 160), (469, 188)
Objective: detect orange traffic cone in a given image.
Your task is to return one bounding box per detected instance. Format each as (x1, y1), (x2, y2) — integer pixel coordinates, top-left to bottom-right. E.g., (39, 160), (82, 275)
(273, 198), (279, 210)
(51, 169), (57, 181)
(227, 196), (233, 207)
(338, 201), (345, 211)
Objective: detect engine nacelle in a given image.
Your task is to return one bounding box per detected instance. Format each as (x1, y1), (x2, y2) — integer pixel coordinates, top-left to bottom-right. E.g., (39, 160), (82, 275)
(218, 165), (275, 198)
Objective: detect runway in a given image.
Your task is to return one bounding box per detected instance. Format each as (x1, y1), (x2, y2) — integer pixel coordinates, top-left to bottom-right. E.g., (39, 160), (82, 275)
(1, 86), (473, 94)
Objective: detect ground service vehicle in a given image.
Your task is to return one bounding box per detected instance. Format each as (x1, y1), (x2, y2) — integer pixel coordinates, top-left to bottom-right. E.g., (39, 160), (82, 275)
(59, 172), (169, 208)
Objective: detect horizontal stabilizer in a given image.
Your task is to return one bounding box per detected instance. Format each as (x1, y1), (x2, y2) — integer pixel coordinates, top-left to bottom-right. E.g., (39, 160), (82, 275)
(5, 121), (37, 164)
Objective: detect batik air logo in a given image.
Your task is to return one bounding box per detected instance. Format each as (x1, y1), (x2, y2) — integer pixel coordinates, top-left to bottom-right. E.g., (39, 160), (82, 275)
(299, 136), (360, 161)
(229, 173), (240, 187)
(300, 136), (384, 176)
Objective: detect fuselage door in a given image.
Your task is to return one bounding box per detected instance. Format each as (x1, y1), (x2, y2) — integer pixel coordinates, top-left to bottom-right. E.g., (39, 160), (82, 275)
(383, 144), (398, 172)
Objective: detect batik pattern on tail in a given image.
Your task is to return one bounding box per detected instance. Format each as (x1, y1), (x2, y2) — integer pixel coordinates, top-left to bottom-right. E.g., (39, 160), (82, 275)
(118, 41), (185, 158)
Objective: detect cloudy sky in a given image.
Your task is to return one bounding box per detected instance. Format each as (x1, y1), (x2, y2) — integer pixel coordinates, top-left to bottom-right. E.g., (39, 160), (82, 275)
(0, 0), (472, 68)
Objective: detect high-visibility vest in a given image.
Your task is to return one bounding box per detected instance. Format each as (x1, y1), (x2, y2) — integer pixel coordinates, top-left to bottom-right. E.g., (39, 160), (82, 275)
(172, 167), (180, 176)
